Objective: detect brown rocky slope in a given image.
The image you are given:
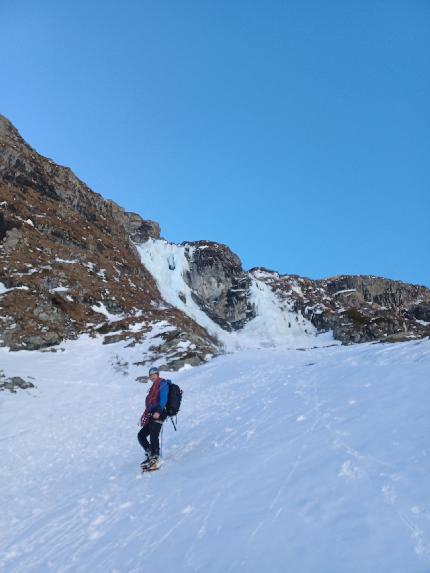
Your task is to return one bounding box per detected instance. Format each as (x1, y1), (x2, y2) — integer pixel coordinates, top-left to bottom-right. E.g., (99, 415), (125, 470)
(0, 114), (218, 369)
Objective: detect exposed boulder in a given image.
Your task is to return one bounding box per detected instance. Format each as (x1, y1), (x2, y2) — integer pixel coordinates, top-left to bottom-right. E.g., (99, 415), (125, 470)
(0, 370), (35, 393)
(125, 213), (160, 243)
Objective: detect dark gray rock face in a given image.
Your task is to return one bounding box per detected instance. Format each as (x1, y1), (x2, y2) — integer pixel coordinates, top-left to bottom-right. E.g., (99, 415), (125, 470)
(0, 210), (14, 241)
(321, 276), (426, 309)
(184, 241), (256, 331)
(126, 213), (160, 243)
(406, 304), (430, 322)
(314, 276), (430, 343)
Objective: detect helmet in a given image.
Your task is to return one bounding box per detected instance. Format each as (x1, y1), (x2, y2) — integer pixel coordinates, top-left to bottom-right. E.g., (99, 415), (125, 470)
(148, 366), (159, 376)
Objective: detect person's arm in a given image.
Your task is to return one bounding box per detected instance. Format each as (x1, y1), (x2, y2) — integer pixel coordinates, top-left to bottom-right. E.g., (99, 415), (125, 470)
(153, 380), (169, 416)
(159, 380), (169, 410)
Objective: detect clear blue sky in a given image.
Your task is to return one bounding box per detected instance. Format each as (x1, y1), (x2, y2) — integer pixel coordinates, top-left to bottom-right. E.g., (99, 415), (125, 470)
(1, 0), (429, 286)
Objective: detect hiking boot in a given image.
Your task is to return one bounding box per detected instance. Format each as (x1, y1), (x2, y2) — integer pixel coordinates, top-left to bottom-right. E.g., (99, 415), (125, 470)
(140, 451), (151, 468)
(147, 456), (159, 470)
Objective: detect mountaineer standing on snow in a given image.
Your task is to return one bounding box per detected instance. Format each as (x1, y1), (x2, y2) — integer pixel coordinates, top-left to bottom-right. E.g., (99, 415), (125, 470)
(138, 366), (169, 471)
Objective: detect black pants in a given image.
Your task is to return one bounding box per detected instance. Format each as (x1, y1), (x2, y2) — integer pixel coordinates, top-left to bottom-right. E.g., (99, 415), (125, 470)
(138, 420), (163, 457)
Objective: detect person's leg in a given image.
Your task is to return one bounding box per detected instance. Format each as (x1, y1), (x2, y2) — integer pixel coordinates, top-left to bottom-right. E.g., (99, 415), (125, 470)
(137, 426), (151, 453)
(148, 420), (163, 457)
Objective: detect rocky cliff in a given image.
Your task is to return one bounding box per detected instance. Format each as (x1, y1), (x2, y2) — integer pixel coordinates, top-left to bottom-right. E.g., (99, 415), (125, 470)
(0, 114), (218, 369)
(184, 240), (256, 331)
(1, 115), (429, 372)
(250, 269), (430, 344)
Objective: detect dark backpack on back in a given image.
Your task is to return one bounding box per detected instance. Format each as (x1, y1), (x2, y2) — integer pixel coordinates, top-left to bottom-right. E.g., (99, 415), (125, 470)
(166, 381), (183, 417)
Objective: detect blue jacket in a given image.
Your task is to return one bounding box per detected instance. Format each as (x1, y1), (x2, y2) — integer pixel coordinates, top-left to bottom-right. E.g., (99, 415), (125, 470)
(148, 378), (170, 415)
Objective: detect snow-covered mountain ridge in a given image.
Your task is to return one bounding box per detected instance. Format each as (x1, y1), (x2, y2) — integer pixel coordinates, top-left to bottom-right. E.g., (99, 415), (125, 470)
(135, 237), (430, 354)
(1, 337), (430, 572)
(1, 113), (430, 374)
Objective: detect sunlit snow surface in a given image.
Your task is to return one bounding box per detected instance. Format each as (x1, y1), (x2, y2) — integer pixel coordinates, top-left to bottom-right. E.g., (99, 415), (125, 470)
(1, 336), (430, 572)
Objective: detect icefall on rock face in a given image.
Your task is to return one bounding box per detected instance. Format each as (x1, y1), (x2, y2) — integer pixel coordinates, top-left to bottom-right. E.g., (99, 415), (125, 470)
(248, 269), (430, 344)
(136, 239), (325, 352)
(1, 114), (429, 369)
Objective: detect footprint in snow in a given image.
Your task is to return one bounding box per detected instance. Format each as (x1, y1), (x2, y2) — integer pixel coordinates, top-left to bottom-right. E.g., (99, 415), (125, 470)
(382, 485), (397, 505)
(338, 460), (362, 480)
(119, 501), (133, 509)
(87, 515), (106, 540)
(244, 429), (255, 439)
(411, 506), (430, 519)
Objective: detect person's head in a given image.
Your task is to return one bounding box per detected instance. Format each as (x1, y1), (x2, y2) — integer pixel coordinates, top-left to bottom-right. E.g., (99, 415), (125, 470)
(148, 366), (160, 381)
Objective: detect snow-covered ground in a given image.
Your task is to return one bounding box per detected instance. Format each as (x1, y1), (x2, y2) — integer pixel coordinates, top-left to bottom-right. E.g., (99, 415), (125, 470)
(1, 336), (430, 572)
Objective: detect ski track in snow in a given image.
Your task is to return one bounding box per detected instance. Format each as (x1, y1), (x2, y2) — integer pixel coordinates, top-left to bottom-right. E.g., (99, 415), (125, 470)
(1, 338), (430, 572)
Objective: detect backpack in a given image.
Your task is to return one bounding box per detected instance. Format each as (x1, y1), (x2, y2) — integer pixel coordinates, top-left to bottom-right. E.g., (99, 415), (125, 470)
(165, 381), (183, 417)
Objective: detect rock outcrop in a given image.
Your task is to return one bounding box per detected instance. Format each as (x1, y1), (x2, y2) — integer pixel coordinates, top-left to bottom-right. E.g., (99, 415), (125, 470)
(0, 115), (160, 242)
(0, 370), (35, 393)
(250, 269), (430, 344)
(184, 241), (255, 331)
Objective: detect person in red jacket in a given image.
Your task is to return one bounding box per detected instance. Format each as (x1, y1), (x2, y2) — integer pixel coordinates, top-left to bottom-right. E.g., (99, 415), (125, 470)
(138, 366), (169, 470)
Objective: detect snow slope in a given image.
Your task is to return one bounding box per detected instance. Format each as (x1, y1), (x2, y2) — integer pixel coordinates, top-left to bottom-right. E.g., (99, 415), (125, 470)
(1, 337), (430, 572)
(136, 239), (333, 351)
